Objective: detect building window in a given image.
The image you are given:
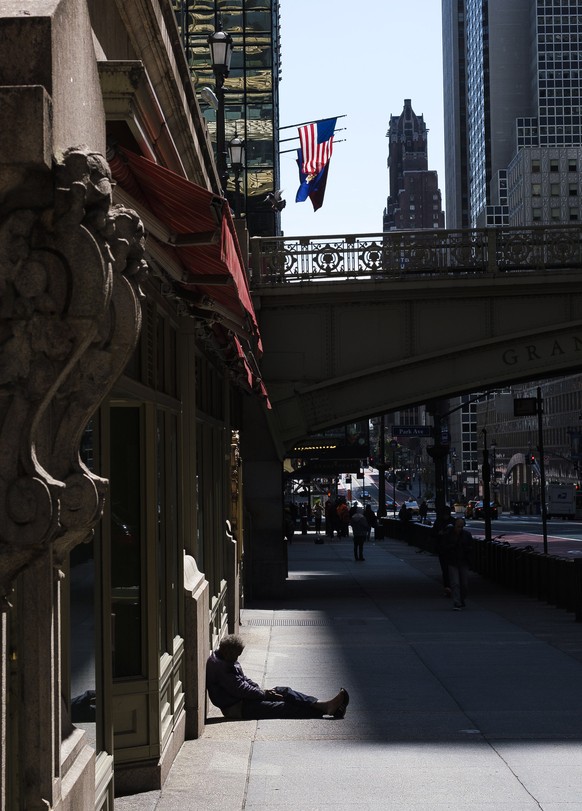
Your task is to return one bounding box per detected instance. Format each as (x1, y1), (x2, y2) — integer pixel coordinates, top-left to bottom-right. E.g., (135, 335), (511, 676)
(531, 159), (541, 172)
(570, 209), (579, 221)
(551, 207), (561, 221)
(532, 183), (542, 196)
(551, 182), (560, 195)
(550, 159), (560, 171)
(569, 159), (577, 171)
(569, 183), (578, 196)
(111, 405), (144, 679)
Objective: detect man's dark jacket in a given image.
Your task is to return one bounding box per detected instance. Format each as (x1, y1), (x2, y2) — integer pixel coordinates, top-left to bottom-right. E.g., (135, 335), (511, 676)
(206, 650), (265, 711)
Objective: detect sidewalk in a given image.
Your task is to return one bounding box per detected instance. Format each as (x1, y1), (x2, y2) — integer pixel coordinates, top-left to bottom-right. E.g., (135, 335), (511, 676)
(116, 535), (582, 811)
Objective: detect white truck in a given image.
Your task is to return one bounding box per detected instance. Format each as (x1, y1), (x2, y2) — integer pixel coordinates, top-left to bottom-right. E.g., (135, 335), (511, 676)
(546, 483), (576, 519)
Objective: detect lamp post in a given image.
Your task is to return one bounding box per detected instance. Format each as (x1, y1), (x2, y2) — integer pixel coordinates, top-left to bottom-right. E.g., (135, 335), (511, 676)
(389, 439), (399, 517)
(377, 416), (386, 518)
(207, 26), (233, 195)
(482, 428), (492, 543)
(227, 128), (245, 217)
(490, 440), (497, 482)
(490, 439), (497, 506)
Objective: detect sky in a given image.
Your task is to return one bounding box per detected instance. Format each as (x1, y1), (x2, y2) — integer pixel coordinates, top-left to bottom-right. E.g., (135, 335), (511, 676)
(278, 0), (445, 237)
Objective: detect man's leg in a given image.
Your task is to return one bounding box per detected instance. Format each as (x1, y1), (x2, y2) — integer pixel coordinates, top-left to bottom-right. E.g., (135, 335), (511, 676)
(439, 554), (451, 594)
(459, 563), (469, 604)
(448, 564), (462, 608)
(241, 687), (346, 719)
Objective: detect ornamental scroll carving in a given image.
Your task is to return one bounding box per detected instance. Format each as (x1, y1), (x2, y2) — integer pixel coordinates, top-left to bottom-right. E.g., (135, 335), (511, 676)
(0, 146), (147, 608)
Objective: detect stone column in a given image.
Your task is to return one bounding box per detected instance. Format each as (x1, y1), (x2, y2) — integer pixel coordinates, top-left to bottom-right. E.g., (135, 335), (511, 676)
(183, 555), (210, 740)
(241, 397), (288, 599)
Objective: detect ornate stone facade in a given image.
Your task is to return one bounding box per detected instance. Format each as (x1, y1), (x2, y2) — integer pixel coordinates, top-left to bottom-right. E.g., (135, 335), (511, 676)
(0, 146), (146, 607)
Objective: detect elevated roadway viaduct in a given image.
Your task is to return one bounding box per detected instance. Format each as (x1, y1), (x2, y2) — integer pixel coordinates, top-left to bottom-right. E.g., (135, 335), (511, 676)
(250, 225), (582, 452)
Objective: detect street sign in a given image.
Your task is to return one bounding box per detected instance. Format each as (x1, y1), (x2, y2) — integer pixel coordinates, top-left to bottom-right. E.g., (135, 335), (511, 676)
(391, 426), (433, 437)
(514, 397), (537, 416)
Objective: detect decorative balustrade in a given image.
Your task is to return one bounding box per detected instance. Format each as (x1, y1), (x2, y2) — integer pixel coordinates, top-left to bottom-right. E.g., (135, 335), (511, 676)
(249, 225), (582, 286)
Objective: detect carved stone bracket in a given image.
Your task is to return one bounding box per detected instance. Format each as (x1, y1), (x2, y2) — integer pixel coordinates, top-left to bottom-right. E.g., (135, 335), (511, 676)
(0, 147), (148, 607)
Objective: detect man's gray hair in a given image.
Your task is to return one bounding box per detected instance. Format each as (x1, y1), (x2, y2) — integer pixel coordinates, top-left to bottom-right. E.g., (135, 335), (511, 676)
(218, 633), (245, 656)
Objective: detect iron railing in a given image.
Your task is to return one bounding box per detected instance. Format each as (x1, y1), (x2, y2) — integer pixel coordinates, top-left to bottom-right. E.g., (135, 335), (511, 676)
(249, 225), (582, 286)
(383, 518), (582, 622)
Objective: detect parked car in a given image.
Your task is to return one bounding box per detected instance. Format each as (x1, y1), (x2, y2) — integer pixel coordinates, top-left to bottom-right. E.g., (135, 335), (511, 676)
(385, 499), (400, 513)
(472, 501), (498, 520)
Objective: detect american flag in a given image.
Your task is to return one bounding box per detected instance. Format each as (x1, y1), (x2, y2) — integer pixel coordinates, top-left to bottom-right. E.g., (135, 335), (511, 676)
(298, 118), (336, 177)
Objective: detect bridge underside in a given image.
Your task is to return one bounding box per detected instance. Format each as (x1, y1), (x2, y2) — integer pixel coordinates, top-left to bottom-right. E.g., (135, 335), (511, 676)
(255, 270), (582, 452)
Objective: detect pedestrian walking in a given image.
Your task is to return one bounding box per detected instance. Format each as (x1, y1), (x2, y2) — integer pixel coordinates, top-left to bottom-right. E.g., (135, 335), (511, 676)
(324, 498), (335, 537)
(337, 499), (350, 537)
(350, 507), (369, 561)
(364, 504), (377, 540)
(312, 501), (323, 535)
(441, 517), (474, 610)
(431, 509), (454, 596)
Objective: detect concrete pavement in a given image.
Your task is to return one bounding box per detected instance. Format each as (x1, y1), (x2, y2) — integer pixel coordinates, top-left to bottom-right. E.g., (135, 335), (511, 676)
(116, 534), (582, 810)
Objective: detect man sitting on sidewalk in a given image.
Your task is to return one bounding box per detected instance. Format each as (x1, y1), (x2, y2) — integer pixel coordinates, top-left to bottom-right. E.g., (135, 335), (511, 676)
(206, 634), (349, 720)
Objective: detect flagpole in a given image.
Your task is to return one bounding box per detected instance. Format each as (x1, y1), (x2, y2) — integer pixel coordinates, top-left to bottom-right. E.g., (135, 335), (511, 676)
(279, 114), (347, 131)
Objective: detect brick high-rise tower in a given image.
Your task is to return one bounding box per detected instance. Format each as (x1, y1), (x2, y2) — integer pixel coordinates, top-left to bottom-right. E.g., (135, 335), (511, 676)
(383, 99), (445, 231)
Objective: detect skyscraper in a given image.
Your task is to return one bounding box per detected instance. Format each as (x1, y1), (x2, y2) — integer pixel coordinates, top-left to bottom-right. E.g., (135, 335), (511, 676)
(381, 100), (445, 492)
(443, 0), (582, 228)
(442, 0), (582, 502)
(175, 1), (282, 236)
(383, 99), (445, 231)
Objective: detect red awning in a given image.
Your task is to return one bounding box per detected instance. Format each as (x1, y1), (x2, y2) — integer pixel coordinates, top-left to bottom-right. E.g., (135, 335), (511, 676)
(108, 148), (268, 404)
(111, 148), (261, 347)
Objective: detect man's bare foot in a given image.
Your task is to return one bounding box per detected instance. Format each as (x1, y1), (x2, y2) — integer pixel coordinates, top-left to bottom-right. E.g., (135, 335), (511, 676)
(326, 687), (349, 717)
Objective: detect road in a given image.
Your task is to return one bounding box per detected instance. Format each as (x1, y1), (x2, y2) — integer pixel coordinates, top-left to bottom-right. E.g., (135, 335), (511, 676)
(465, 513), (582, 557)
(341, 469), (582, 558)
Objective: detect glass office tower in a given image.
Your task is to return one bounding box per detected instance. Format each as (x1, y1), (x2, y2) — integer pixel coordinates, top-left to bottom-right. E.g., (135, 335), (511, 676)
(442, 0), (582, 503)
(174, 0), (282, 236)
(443, 0), (582, 228)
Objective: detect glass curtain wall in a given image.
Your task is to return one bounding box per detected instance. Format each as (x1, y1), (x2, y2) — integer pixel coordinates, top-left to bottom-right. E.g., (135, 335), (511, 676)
(174, 0), (281, 236)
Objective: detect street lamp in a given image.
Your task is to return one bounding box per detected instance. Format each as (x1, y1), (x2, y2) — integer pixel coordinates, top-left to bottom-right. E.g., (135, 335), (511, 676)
(490, 439), (497, 482)
(207, 26), (234, 194)
(389, 439), (399, 517)
(227, 128), (245, 217)
(490, 439), (498, 506)
(481, 428), (492, 543)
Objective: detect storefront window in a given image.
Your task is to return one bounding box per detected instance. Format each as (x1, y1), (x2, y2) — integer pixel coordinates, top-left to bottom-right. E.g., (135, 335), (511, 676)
(70, 421), (98, 747)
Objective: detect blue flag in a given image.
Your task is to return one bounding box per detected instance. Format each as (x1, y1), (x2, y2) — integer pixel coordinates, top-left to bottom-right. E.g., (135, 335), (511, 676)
(295, 118), (336, 211)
